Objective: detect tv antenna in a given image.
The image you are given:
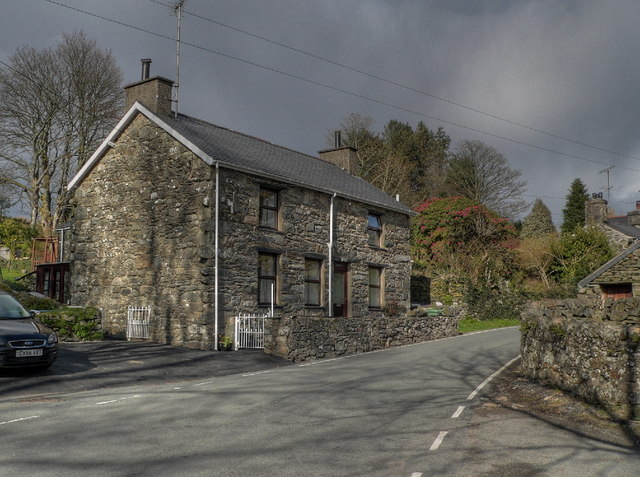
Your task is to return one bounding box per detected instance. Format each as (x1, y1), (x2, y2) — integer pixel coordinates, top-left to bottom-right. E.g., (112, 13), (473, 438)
(173, 1), (187, 118)
(599, 165), (615, 202)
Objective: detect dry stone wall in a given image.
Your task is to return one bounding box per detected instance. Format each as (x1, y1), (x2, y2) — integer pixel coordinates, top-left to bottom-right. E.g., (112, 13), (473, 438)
(521, 298), (640, 419)
(264, 313), (458, 362)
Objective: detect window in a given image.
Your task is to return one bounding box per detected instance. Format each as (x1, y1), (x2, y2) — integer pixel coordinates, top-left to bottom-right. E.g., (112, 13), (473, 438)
(258, 253), (278, 305)
(259, 188), (279, 229)
(304, 259), (322, 306)
(369, 267), (382, 308)
(367, 213), (382, 246)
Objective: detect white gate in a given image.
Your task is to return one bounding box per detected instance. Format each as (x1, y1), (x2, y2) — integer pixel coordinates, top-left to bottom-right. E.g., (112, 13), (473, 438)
(234, 312), (269, 350)
(127, 305), (151, 340)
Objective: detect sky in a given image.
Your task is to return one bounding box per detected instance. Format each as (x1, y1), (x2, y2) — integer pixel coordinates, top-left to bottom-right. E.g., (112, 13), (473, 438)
(2, 0), (640, 225)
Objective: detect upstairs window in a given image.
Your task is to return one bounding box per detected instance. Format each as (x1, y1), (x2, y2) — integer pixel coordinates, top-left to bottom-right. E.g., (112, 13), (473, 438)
(259, 188), (279, 229)
(367, 213), (382, 246)
(369, 266), (383, 308)
(258, 253), (278, 305)
(304, 259), (322, 306)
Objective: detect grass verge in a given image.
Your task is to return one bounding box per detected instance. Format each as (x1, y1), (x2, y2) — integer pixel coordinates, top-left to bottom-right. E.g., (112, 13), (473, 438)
(458, 317), (520, 333)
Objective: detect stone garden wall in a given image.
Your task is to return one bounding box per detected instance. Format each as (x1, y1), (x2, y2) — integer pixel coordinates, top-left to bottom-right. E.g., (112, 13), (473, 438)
(521, 297), (640, 419)
(264, 312), (458, 362)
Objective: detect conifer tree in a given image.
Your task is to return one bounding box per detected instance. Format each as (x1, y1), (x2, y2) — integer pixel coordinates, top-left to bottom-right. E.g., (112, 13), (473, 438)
(561, 178), (589, 234)
(521, 198), (555, 238)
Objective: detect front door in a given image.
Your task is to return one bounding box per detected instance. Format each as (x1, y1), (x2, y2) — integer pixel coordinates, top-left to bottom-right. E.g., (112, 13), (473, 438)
(332, 262), (348, 317)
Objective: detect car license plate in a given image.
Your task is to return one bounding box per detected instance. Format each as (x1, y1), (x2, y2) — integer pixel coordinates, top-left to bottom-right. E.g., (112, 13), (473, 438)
(16, 349), (43, 358)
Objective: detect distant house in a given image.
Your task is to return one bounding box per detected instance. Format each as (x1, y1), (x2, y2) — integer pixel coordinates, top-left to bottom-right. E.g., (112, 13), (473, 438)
(579, 195), (640, 298)
(67, 73), (413, 349)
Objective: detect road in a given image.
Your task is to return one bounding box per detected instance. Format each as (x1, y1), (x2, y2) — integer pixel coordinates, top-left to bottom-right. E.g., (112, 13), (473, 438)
(2, 328), (637, 476)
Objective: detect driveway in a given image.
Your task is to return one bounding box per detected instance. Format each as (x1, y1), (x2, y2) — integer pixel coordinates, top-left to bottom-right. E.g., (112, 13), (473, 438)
(0, 340), (292, 400)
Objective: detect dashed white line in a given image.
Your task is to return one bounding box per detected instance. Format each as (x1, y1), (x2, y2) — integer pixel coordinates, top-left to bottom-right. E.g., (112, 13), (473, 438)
(96, 395), (141, 406)
(195, 381), (213, 386)
(242, 370), (274, 377)
(411, 473), (423, 477)
(467, 355), (520, 400)
(429, 431), (448, 451)
(451, 406), (465, 418)
(0, 415), (39, 426)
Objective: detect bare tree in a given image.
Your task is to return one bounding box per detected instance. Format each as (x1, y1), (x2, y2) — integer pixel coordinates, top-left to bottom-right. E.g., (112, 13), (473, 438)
(0, 31), (122, 234)
(446, 140), (527, 218)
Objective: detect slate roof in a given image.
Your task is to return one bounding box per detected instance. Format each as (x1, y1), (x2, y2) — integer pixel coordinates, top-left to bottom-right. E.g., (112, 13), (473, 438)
(161, 113), (413, 215)
(69, 103), (413, 216)
(604, 216), (640, 239)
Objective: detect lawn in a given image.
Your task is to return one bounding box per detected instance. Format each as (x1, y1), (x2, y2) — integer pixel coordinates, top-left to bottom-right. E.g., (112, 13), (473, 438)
(458, 317), (520, 333)
(0, 259), (32, 285)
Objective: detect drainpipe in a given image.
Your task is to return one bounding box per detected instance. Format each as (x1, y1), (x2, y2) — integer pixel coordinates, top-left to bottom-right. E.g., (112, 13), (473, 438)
(214, 162), (220, 351)
(327, 193), (336, 318)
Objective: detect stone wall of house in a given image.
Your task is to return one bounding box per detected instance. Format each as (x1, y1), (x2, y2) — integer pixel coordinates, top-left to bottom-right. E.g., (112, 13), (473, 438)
(521, 297), (640, 419)
(71, 114), (217, 348)
(264, 313), (458, 362)
(71, 113), (412, 349)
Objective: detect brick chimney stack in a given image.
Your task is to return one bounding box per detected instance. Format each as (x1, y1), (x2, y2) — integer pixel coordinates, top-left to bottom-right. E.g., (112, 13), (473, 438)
(318, 131), (358, 175)
(123, 59), (174, 116)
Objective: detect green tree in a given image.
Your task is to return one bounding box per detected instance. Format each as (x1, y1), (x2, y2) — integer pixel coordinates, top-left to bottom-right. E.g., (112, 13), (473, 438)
(0, 217), (36, 262)
(521, 198), (556, 238)
(445, 140), (527, 218)
(561, 178), (589, 234)
(335, 114), (450, 206)
(549, 226), (613, 285)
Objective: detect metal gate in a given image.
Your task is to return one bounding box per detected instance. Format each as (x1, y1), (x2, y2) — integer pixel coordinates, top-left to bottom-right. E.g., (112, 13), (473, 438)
(127, 305), (151, 340)
(234, 312), (269, 350)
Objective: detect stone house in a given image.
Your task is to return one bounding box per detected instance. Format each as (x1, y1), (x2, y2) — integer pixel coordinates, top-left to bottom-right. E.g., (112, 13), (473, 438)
(67, 75), (413, 350)
(578, 195), (640, 298)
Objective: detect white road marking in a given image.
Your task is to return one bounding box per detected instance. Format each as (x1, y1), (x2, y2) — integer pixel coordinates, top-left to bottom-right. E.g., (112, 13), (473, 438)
(451, 406), (465, 418)
(467, 355), (520, 400)
(429, 431), (448, 451)
(242, 370), (274, 376)
(411, 473), (423, 477)
(0, 415), (38, 426)
(96, 395), (141, 406)
(195, 381), (213, 386)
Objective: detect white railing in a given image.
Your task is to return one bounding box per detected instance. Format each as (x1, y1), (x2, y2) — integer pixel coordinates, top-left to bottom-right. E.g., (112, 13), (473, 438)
(127, 305), (151, 340)
(234, 311), (270, 350)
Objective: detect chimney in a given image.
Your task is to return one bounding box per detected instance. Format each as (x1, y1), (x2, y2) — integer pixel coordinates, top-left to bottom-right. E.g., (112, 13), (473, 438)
(123, 59), (174, 116)
(585, 193), (608, 225)
(628, 201), (640, 228)
(318, 131), (358, 175)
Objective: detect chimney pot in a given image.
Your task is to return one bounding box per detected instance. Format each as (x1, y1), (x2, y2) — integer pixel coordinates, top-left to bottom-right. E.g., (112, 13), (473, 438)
(141, 58), (152, 80)
(334, 130), (342, 148)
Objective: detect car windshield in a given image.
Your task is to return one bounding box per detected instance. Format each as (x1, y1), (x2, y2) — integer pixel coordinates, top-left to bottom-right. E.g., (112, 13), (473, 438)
(0, 294), (30, 319)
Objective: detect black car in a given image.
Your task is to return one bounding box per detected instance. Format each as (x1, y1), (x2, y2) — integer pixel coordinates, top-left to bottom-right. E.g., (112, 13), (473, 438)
(0, 291), (58, 369)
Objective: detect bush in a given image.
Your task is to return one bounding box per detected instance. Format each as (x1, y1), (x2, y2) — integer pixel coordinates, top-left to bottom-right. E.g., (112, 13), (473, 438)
(36, 307), (103, 341)
(464, 283), (525, 321)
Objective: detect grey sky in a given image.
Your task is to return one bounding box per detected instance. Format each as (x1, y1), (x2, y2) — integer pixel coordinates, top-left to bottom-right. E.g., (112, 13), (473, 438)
(2, 0), (640, 224)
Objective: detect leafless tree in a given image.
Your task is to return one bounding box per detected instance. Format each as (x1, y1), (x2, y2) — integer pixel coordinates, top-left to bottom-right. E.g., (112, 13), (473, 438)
(446, 140), (527, 218)
(0, 31), (122, 234)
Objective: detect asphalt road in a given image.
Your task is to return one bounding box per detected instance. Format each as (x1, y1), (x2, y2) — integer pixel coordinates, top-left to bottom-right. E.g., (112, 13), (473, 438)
(2, 328), (638, 476)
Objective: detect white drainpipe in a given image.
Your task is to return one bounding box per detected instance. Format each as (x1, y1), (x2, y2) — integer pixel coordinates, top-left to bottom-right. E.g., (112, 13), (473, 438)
(327, 193), (336, 318)
(214, 162), (220, 351)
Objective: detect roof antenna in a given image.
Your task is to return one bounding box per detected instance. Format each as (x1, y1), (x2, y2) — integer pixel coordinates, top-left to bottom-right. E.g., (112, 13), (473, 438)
(173, 1), (187, 119)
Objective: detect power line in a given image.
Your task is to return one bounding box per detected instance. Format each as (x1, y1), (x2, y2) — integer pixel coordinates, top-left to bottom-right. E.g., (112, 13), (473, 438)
(147, 0), (640, 164)
(42, 0), (640, 175)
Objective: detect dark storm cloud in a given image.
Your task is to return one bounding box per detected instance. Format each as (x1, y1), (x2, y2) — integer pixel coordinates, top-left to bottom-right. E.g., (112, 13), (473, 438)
(3, 0), (640, 221)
